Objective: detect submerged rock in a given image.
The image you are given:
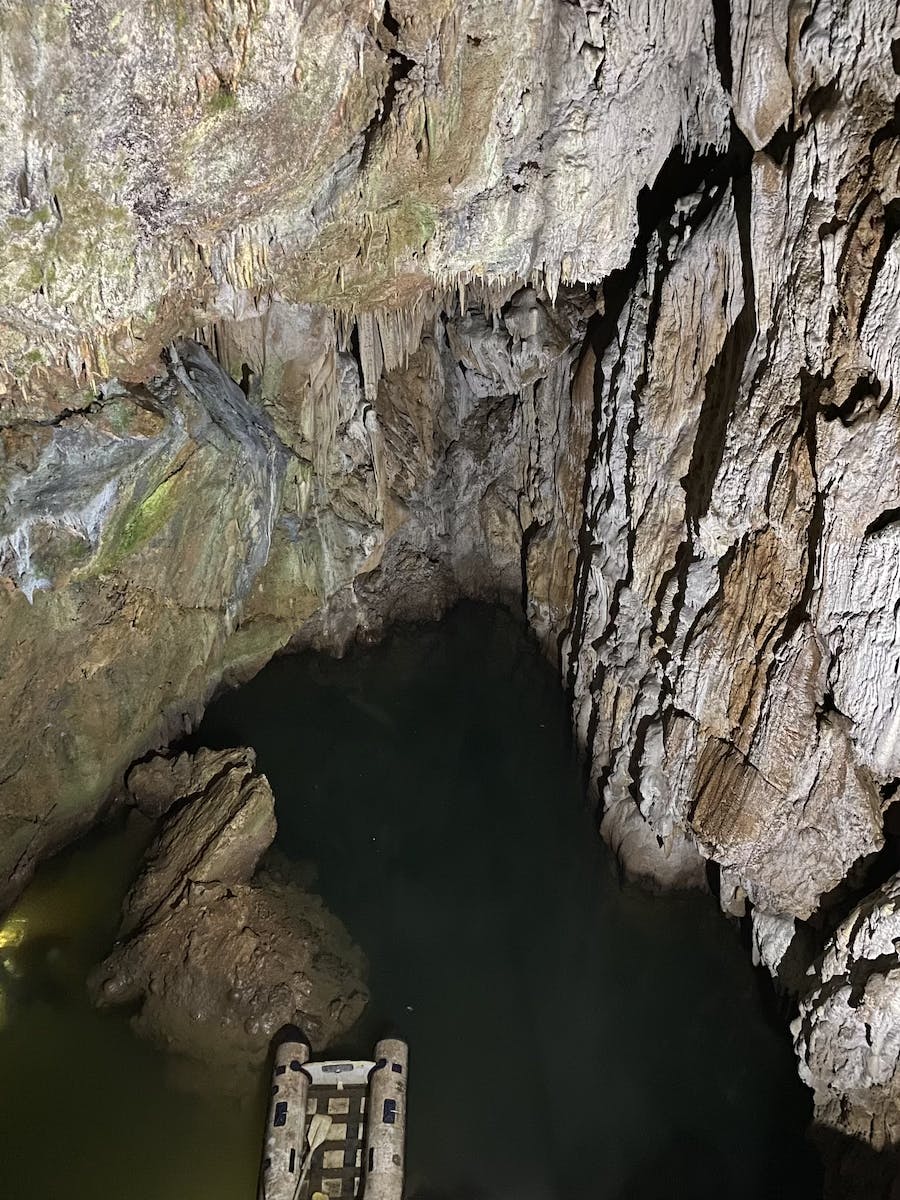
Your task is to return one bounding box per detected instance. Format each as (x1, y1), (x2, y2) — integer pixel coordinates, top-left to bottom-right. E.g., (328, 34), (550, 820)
(90, 748), (367, 1080)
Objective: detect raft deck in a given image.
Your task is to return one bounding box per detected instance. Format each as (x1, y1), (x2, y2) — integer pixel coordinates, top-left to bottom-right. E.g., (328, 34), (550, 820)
(301, 1068), (369, 1198)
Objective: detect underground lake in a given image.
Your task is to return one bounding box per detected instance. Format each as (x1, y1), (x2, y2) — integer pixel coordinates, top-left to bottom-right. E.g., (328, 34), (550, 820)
(0, 602), (822, 1198)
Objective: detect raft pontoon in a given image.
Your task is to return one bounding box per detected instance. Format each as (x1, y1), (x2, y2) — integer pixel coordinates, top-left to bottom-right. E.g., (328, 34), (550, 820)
(259, 1026), (408, 1200)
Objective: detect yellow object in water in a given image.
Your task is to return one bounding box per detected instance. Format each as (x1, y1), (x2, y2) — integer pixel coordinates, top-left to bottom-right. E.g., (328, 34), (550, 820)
(0, 916), (27, 951)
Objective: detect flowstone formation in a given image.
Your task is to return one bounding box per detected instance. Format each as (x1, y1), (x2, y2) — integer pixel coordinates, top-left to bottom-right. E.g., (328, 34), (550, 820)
(2, 0), (900, 1189)
(91, 746), (368, 1077)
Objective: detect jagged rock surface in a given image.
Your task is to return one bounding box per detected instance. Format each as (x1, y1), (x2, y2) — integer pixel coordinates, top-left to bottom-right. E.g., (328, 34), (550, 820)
(565, 0), (900, 924)
(0, 282), (591, 901)
(0, 340), (296, 902)
(793, 874), (900, 1197)
(119, 746), (277, 934)
(794, 873), (900, 1145)
(0, 0), (727, 414)
(91, 747), (368, 1073)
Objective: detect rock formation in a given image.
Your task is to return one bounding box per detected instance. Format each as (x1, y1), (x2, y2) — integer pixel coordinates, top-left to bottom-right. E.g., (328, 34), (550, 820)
(91, 747), (368, 1076)
(2, 0), (900, 1186)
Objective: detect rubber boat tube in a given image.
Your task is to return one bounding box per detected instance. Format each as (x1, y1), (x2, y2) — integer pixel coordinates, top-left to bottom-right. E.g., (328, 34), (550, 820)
(362, 1038), (408, 1200)
(259, 1025), (311, 1200)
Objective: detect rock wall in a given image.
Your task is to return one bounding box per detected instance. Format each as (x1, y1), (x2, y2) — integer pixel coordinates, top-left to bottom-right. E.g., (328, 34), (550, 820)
(568, 0), (900, 924)
(3, 0), (900, 1182)
(0, 282), (591, 904)
(0, 0), (727, 412)
(558, 1), (900, 1169)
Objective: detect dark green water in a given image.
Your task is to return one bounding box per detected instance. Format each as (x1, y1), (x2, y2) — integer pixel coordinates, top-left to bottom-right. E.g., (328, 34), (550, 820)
(0, 602), (821, 1198)
(0, 815), (263, 1199)
(197, 602), (821, 1200)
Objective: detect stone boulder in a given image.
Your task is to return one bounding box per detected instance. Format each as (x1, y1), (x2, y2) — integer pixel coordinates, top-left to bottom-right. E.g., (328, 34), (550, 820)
(90, 747), (367, 1081)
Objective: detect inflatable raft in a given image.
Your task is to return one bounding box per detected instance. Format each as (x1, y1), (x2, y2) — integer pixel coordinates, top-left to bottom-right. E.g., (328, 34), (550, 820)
(259, 1026), (408, 1200)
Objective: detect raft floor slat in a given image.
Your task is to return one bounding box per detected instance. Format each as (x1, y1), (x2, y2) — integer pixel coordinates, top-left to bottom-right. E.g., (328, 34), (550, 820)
(302, 1083), (367, 1199)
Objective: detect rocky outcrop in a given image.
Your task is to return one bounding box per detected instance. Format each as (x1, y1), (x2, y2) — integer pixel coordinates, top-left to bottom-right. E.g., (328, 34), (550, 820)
(794, 874), (900, 1144)
(565, 2), (900, 924)
(793, 873), (900, 1196)
(0, 0), (728, 412)
(0, 340), (294, 903)
(119, 746), (277, 933)
(91, 747), (367, 1074)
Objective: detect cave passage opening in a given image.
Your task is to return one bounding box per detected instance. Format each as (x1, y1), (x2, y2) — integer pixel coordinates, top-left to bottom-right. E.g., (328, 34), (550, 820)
(193, 600), (821, 1200)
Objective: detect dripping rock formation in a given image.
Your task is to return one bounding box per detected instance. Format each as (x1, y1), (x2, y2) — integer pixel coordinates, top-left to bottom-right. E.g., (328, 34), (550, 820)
(1, 0), (900, 1190)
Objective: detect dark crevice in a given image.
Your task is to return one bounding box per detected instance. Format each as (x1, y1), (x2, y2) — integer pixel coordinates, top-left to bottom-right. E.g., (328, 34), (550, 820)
(519, 517), (540, 616)
(764, 449), (783, 516)
(764, 123), (793, 166)
(821, 372), (881, 426)
(711, 0), (733, 92)
(780, 370), (828, 642)
(865, 506), (900, 537)
(17, 397), (102, 430)
(857, 198), (900, 334)
(381, 0), (400, 38)
(359, 12), (415, 169)
(803, 79), (840, 122)
(239, 362), (252, 398)
(815, 688), (837, 731)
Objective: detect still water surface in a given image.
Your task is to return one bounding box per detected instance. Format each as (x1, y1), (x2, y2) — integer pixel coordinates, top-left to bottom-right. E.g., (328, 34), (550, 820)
(0, 603), (820, 1198)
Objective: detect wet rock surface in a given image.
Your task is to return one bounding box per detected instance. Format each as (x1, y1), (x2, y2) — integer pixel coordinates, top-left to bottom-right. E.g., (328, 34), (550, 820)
(0, 341), (290, 905)
(90, 748), (367, 1077)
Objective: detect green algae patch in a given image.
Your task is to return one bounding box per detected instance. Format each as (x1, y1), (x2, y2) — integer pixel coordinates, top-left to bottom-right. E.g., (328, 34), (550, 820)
(88, 473), (182, 575)
(207, 87), (238, 115)
(0, 171), (137, 320)
(278, 193), (438, 309)
(117, 474), (180, 558)
(101, 398), (142, 436)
